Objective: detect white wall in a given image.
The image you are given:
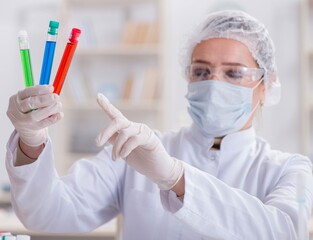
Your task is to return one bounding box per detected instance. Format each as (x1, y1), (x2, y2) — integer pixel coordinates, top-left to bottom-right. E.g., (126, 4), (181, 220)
(0, 0), (302, 187)
(0, 2), (27, 185)
(0, 0), (59, 185)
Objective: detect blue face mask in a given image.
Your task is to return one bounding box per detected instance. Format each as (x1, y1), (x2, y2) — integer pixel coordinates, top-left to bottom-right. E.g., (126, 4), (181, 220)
(186, 80), (259, 138)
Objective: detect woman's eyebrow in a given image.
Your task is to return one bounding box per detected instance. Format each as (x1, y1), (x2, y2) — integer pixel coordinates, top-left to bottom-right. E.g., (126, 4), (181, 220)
(192, 59), (248, 67)
(222, 62), (248, 67)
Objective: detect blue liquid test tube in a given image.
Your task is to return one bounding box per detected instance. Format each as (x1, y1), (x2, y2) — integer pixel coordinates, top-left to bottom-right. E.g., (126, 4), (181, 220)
(39, 20), (59, 85)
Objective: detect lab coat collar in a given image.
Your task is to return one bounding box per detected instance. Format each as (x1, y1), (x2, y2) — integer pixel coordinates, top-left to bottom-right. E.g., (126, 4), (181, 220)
(189, 123), (256, 153)
(220, 126), (256, 154)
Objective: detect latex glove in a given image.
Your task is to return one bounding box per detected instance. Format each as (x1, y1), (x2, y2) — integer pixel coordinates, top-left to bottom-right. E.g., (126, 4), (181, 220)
(95, 93), (184, 190)
(7, 85), (63, 147)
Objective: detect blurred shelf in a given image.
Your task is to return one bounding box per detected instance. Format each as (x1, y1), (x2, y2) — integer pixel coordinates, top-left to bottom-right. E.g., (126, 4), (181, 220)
(300, 0), (313, 156)
(0, 191), (10, 205)
(309, 98), (313, 111)
(0, 211), (117, 237)
(77, 45), (160, 57)
(309, 216), (313, 236)
(63, 0), (157, 7)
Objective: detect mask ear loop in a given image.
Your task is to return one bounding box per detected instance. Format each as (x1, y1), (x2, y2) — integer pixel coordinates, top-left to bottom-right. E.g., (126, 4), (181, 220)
(254, 104), (263, 132)
(253, 78), (265, 132)
(251, 78), (264, 111)
(258, 76), (266, 107)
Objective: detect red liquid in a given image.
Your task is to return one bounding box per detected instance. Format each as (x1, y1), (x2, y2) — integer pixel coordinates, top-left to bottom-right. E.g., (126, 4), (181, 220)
(53, 42), (77, 95)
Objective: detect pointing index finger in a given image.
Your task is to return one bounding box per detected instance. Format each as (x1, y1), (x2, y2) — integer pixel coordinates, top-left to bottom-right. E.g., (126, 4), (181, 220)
(97, 93), (126, 120)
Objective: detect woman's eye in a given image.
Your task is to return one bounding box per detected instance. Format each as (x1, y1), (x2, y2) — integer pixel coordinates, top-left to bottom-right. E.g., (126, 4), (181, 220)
(226, 70), (244, 79)
(193, 68), (210, 80)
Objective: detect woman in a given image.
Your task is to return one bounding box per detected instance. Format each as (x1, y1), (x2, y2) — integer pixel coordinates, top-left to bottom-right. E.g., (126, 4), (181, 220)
(6, 10), (313, 239)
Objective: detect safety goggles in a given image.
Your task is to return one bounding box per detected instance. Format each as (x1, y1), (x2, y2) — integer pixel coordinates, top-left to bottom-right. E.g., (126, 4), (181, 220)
(186, 63), (265, 86)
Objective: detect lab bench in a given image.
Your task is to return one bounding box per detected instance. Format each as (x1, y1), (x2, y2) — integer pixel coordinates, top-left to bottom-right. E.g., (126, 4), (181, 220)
(0, 208), (117, 240)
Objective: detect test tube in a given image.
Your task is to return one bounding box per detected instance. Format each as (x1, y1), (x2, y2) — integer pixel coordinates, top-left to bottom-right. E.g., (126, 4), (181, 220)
(53, 28), (81, 95)
(39, 20), (59, 85)
(18, 30), (34, 87)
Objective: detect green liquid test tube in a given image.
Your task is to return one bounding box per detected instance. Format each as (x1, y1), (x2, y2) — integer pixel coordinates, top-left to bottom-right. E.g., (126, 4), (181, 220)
(18, 30), (34, 87)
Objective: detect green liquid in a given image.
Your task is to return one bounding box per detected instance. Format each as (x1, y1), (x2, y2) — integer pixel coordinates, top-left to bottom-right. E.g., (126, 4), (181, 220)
(20, 49), (34, 87)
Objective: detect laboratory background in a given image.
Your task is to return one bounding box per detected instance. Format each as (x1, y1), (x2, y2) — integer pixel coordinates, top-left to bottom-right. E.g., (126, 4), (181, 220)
(0, 0), (312, 239)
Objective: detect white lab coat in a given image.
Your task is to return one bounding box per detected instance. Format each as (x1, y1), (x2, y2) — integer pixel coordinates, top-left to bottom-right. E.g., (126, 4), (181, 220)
(5, 125), (313, 240)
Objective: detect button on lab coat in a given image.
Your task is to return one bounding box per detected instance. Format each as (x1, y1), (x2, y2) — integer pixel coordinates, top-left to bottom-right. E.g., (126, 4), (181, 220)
(6, 125), (313, 239)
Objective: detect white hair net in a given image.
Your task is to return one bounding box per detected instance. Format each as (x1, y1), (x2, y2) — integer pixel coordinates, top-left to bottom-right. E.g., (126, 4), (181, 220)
(182, 10), (281, 106)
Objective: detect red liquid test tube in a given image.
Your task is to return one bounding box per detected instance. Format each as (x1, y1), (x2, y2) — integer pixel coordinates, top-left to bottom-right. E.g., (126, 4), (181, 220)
(53, 28), (81, 95)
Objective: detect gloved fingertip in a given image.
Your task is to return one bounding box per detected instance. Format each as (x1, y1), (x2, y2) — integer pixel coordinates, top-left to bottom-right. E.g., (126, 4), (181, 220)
(95, 135), (104, 147)
(50, 113), (62, 122)
(120, 153), (126, 160)
(97, 93), (110, 105)
(95, 137), (101, 147)
(97, 93), (103, 103)
(97, 92), (103, 99)
(96, 94), (103, 107)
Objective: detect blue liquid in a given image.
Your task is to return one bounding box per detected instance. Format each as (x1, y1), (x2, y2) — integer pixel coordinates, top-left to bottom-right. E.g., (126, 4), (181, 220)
(39, 41), (56, 85)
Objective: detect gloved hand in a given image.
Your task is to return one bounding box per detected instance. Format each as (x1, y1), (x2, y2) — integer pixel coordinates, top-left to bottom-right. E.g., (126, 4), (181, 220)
(95, 93), (184, 190)
(7, 85), (63, 147)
